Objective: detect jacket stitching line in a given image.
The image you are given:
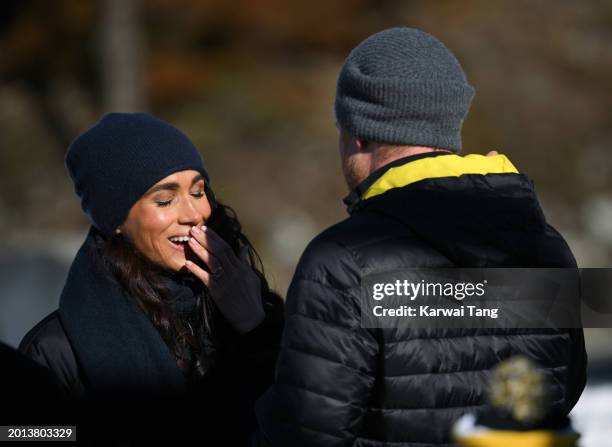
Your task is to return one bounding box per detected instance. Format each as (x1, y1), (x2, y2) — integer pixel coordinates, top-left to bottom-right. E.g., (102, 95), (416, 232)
(366, 403), (486, 412)
(348, 230), (420, 253)
(300, 423), (350, 442)
(355, 437), (460, 446)
(382, 331), (570, 344)
(291, 277), (354, 300)
(382, 363), (567, 379)
(289, 312), (358, 332)
(281, 381), (364, 409)
(284, 344), (375, 377)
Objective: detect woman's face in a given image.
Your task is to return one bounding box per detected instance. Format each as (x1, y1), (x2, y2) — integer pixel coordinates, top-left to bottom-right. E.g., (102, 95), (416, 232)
(118, 170), (212, 272)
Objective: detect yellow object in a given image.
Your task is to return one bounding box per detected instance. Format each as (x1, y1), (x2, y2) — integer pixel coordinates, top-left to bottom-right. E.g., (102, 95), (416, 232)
(362, 154), (519, 201)
(454, 430), (579, 447)
(453, 357), (580, 447)
(489, 356), (546, 424)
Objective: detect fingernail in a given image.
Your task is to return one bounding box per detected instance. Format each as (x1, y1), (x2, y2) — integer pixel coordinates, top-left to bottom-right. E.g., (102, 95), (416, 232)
(201, 225), (207, 232)
(191, 226), (200, 234)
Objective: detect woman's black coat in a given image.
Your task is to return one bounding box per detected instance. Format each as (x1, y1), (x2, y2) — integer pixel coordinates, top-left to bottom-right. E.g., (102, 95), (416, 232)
(19, 228), (284, 446)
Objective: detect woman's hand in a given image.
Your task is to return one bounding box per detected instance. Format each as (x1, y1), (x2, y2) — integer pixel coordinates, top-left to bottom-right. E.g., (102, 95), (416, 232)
(184, 225), (265, 334)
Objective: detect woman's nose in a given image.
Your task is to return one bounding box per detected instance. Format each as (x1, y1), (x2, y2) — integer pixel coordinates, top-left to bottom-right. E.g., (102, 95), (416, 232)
(178, 197), (203, 224)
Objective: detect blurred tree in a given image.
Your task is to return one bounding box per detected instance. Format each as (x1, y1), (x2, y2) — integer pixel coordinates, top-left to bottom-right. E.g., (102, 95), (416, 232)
(0, 0), (611, 286)
(100, 0), (146, 112)
(0, 0), (97, 150)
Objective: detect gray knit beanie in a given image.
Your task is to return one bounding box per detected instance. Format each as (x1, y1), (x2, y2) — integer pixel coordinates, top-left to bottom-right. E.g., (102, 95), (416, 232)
(335, 27), (475, 152)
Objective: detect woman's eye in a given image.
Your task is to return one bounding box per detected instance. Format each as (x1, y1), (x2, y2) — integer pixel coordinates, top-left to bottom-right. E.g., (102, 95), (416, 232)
(156, 198), (173, 207)
(191, 191), (205, 198)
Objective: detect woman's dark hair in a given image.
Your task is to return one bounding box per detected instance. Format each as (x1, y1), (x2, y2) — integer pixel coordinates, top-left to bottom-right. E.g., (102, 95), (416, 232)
(100, 188), (272, 379)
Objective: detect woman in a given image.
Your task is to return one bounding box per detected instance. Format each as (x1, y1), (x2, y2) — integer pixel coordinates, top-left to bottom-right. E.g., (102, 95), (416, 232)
(19, 113), (284, 445)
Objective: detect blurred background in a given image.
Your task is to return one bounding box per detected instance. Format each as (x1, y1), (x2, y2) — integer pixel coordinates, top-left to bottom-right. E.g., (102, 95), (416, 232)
(0, 0), (611, 444)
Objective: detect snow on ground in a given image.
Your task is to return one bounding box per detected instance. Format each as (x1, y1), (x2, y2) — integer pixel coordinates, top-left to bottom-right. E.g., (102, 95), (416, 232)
(570, 383), (612, 447)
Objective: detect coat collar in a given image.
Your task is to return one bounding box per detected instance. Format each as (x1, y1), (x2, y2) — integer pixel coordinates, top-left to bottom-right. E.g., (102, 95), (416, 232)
(343, 151), (519, 214)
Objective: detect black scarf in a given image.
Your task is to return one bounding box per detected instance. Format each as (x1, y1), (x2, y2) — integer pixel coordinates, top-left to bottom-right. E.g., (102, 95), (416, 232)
(58, 227), (188, 401)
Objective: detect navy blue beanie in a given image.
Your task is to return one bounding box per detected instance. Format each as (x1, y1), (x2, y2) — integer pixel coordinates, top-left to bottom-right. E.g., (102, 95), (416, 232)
(65, 113), (210, 238)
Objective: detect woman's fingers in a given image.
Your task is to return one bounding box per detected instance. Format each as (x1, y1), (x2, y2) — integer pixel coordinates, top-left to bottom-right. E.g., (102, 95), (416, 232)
(184, 260), (212, 287)
(190, 225), (238, 268)
(202, 226), (238, 267)
(186, 228), (264, 333)
(187, 235), (223, 274)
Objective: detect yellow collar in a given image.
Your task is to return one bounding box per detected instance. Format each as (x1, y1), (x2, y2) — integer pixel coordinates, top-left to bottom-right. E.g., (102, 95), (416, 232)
(362, 154), (519, 201)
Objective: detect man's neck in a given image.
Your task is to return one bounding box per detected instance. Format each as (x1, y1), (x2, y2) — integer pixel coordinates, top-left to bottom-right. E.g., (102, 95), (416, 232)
(369, 145), (452, 173)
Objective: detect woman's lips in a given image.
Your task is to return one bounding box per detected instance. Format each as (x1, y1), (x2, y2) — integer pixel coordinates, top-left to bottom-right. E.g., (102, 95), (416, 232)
(168, 240), (197, 264)
(168, 239), (187, 252)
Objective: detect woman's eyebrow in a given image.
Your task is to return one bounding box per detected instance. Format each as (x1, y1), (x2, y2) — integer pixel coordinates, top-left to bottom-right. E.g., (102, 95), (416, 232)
(190, 174), (205, 186)
(146, 175), (205, 195)
(147, 183), (179, 195)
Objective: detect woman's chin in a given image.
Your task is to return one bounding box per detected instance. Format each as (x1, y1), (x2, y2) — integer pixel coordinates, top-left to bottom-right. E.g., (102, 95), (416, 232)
(157, 246), (197, 273)
(156, 253), (187, 273)
(170, 257), (188, 272)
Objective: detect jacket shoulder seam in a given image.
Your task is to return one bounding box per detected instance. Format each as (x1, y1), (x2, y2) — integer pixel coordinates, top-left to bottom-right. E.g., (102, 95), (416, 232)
(18, 311), (61, 352)
(301, 232), (364, 280)
(290, 276), (355, 300)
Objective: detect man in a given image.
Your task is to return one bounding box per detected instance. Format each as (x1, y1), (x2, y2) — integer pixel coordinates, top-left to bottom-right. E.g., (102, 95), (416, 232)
(256, 27), (586, 446)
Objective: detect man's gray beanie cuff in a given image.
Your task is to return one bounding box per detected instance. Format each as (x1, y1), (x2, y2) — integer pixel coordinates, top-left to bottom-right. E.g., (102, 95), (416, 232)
(335, 27), (475, 152)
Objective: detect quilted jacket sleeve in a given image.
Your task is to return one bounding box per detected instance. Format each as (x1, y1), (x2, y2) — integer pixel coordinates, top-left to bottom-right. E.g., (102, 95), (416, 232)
(256, 237), (378, 447)
(19, 311), (87, 400)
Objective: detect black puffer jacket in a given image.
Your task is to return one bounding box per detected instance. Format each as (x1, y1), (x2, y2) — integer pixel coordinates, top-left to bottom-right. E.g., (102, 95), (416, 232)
(20, 308), (282, 445)
(256, 152), (587, 447)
